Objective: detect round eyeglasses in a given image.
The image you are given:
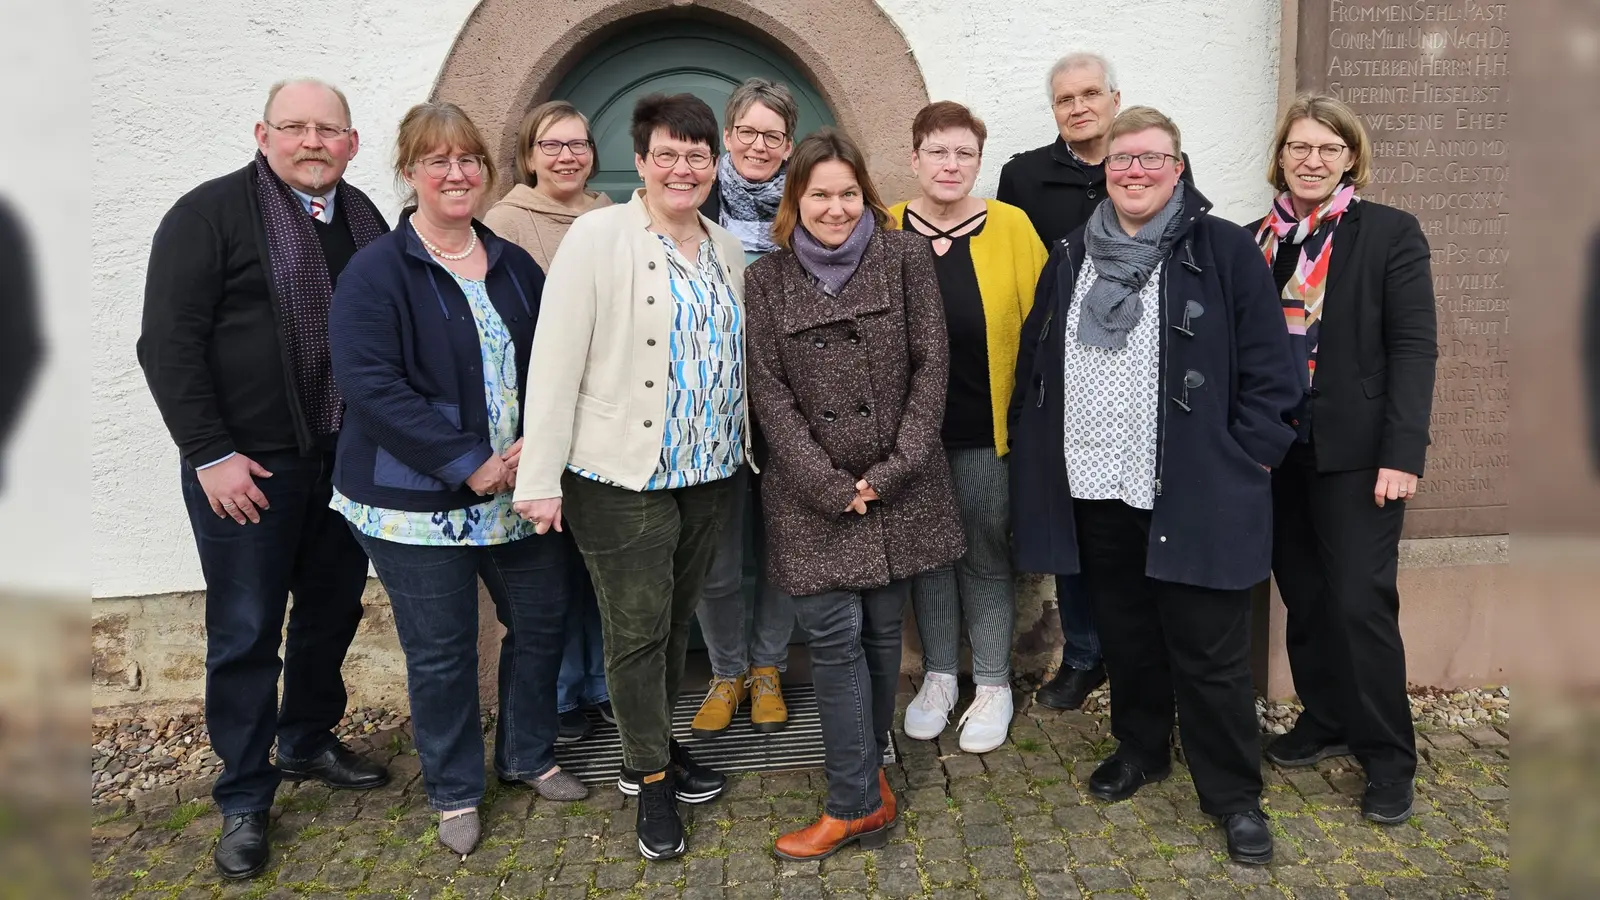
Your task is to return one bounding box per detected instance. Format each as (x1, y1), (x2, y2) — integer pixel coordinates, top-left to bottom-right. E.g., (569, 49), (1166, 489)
(535, 139), (594, 157)
(418, 155), (485, 179)
(1282, 141), (1349, 162)
(648, 148), (714, 170)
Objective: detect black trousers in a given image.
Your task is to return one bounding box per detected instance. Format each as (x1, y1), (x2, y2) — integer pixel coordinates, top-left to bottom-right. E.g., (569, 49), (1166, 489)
(180, 450), (369, 815)
(1074, 499), (1262, 817)
(1272, 443), (1416, 784)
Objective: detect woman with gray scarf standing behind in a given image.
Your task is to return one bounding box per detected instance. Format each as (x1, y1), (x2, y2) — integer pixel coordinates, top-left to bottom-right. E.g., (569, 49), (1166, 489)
(689, 78), (800, 741)
(1008, 108), (1302, 865)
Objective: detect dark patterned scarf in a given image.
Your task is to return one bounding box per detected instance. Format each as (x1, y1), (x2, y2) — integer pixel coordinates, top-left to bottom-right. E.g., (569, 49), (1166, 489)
(250, 153), (386, 436)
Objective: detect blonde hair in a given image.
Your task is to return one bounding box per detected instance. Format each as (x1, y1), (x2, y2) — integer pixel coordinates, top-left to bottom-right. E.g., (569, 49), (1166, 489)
(1266, 92), (1373, 191)
(514, 100), (594, 188)
(1107, 106), (1182, 158)
(769, 128), (892, 251)
(393, 101), (498, 206)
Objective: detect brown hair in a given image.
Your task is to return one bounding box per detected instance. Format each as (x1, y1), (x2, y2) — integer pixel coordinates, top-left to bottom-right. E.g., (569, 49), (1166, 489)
(911, 100), (988, 152)
(770, 128), (891, 250)
(1107, 105), (1183, 158)
(514, 100), (594, 187)
(725, 78), (800, 138)
(393, 101), (498, 206)
(1265, 92), (1373, 191)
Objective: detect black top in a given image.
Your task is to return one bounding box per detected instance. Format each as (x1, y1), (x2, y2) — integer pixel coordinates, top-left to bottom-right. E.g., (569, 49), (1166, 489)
(314, 200), (360, 288)
(138, 163), (390, 468)
(903, 207), (992, 448)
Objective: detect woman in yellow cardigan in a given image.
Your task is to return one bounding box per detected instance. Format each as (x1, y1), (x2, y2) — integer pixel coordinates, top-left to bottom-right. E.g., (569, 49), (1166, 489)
(891, 101), (1049, 754)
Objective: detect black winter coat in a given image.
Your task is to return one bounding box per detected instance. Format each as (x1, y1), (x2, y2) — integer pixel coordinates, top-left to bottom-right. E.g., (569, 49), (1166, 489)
(997, 136), (1197, 248)
(1008, 187), (1302, 590)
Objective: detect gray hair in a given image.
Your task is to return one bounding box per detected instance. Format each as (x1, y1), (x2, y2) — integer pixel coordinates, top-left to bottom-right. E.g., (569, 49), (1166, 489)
(1045, 52), (1118, 101)
(724, 78), (800, 138)
(264, 78), (353, 126)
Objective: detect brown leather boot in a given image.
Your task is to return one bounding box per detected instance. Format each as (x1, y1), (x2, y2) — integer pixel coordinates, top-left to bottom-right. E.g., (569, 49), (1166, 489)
(748, 666), (789, 733)
(879, 770), (897, 826)
(773, 772), (897, 861)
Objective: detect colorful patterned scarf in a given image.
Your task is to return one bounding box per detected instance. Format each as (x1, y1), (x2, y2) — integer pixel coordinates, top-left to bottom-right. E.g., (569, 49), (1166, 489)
(251, 153), (387, 435)
(1253, 181), (1357, 386)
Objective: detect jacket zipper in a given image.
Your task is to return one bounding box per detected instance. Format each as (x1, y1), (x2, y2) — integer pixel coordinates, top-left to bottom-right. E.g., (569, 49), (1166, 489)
(1035, 246), (1074, 408)
(1154, 258), (1171, 497)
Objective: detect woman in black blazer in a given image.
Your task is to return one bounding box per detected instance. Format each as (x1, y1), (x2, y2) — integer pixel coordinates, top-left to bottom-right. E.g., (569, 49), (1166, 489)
(1250, 93), (1437, 826)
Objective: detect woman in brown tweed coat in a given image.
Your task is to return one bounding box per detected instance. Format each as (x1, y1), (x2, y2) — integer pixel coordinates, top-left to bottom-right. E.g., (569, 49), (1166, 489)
(744, 128), (964, 862)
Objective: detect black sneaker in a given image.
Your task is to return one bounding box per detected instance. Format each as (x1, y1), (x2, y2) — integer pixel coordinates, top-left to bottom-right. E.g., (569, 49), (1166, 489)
(630, 767), (686, 860)
(557, 709), (592, 744)
(1362, 780), (1415, 824)
(1034, 663), (1107, 711)
(1221, 808), (1274, 865)
(1265, 726), (1351, 768)
(616, 740), (727, 804)
(595, 700), (616, 725)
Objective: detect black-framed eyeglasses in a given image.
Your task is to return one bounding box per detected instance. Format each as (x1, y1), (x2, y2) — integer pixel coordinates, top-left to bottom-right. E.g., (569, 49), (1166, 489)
(1282, 141), (1348, 162)
(265, 120), (352, 141)
(417, 155), (485, 179)
(648, 147), (714, 170)
(1106, 151), (1179, 171)
(535, 139), (594, 157)
(731, 125), (788, 149)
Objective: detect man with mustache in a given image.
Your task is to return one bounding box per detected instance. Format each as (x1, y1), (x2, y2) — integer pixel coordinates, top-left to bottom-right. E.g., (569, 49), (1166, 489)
(137, 79), (391, 880)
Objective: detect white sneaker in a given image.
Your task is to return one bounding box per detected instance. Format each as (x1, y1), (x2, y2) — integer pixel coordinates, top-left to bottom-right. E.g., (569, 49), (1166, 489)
(958, 685), (1014, 754)
(904, 672), (958, 740)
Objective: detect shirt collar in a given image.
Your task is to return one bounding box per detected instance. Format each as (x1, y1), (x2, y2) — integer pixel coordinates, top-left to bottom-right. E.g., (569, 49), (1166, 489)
(290, 184), (339, 219)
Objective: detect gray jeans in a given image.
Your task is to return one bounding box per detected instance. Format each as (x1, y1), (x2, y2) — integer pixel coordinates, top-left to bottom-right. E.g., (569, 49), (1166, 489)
(791, 580), (906, 819)
(911, 447), (1015, 686)
(698, 466), (795, 677)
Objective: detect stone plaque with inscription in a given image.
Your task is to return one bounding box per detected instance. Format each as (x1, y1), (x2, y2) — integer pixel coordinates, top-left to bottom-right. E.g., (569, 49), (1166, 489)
(1298, 0), (1511, 537)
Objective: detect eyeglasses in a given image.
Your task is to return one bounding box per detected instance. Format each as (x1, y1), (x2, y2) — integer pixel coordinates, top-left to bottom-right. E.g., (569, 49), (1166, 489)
(1283, 141), (1349, 162)
(731, 125), (788, 149)
(917, 146), (981, 167)
(1052, 88), (1108, 111)
(417, 155), (485, 179)
(1106, 152), (1179, 171)
(265, 120), (352, 141)
(535, 139), (594, 157)
(648, 147), (714, 170)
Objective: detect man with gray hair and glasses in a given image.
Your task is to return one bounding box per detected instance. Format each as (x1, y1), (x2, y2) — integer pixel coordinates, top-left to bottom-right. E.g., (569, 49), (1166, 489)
(999, 51), (1195, 714)
(138, 78), (391, 880)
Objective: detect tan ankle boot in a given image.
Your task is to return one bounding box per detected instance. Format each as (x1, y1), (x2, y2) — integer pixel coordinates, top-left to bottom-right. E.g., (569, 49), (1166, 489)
(748, 666), (789, 733)
(690, 674), (747, 738)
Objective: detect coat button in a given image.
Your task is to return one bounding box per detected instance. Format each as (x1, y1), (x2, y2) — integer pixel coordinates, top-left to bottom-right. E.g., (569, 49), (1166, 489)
(1088, 188), (1097, 199)
(644, 420), (653, 427)
(645, 380), (654, 388)
(813, 337), (827, 348)
(647, 296), (656, 305)
(848, 330), (861, 343)
(648, 261), (656, 270)
(1159, 535), (1167, 542)
(647, 339), (657, 346)
(1309, 387), (1321, 398)
(821, 410), (837, 422)
(857, 404), (870, 416)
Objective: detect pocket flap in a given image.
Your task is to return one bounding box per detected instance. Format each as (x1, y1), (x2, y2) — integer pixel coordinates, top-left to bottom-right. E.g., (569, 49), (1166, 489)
(1360, 370), (1388, 399)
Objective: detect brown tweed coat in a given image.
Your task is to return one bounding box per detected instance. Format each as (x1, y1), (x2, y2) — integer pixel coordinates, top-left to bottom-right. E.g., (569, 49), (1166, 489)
(744, 226), (966, 597)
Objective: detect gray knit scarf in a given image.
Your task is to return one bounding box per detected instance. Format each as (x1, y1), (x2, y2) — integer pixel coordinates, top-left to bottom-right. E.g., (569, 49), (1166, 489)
(792, 213), (875, 296)
(1079, 181), (1187, 350)
(716, 152), (786, 254)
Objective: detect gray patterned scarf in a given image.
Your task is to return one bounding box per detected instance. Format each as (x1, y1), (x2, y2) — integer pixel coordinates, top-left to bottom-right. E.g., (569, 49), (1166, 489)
(1079, 181), (1186, 350)
(793, 213), (875, 297)
(716, 152), (785, 254)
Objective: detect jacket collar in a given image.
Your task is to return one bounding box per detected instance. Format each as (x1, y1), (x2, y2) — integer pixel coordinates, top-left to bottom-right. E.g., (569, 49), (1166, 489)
(779, 227), (893, 334)
(398, 208), (506, 270)
(1042, 136), (1096, 186)
(1324, 198), (1363, 297)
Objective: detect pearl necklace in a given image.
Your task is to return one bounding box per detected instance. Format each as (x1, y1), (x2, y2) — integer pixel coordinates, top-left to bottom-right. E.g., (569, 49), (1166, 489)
(416, 224), (478, 261)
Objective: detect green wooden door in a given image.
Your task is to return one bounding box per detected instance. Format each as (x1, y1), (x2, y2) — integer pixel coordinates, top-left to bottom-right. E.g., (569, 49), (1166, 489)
(552, 20), (835, 202)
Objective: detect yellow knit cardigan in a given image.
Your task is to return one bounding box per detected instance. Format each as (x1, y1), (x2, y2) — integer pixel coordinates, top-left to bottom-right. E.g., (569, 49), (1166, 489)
(888, 198), (1049, 455)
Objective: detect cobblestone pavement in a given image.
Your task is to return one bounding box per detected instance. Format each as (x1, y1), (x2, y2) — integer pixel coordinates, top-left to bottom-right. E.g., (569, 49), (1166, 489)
(91, 693), (1510, 900)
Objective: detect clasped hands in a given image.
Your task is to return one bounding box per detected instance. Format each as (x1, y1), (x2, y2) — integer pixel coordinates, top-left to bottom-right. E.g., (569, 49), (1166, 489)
(845, 478), (878, 515)
(465, 438), (523, 497)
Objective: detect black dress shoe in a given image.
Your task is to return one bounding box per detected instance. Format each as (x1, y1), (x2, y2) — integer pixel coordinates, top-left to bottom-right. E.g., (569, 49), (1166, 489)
(213, 812), (270, 880)
(557, 709), (593, 744)
(1362, 780), (1415, 824)
(1034, 663), (1107, 711)
(276, 742), (389, 790)
(1087, 756), (1170, 802)
(1222, 809), (1274, 865)
(1265, 726), (1352, 767)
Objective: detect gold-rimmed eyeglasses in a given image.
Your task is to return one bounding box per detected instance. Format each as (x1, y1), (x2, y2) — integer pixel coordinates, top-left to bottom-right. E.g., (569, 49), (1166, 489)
(265, 120), (352, 141)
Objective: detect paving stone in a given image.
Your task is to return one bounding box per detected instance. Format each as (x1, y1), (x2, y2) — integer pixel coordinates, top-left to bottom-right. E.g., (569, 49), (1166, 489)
(1075, 864), (1132, 891)
(1050, 805), (1103, 834)
(1128, 856), (1176, 880)
(1285, 772), (1333, 795)
(1286, 888), (1342, 900)
(1142, 883), (1193, 900)
(1170, 849), (1219, 877)
(967, 846), (1020, 880)
(959, 823), (1011, 848)
(960, 800), (1004, 825)
(974, 878), (1029, 900)
(1341, 885), (1389, 900)
(875, 865), (924, 899)
(1066, 836), (1115, 865)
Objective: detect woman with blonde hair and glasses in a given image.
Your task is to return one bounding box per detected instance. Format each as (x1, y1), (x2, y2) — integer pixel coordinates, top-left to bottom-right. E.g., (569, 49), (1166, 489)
(329, 101), (587, 858)
(485, 100), (615, 745)
(1250, 92), (1436, 826)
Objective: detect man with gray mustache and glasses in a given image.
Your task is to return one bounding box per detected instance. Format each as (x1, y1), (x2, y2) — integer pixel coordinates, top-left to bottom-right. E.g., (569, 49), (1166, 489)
(137, 78), (391, 881)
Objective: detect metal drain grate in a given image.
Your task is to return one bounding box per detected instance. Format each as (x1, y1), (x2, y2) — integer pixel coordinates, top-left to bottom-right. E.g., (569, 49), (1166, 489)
(552, 683), (896, 785)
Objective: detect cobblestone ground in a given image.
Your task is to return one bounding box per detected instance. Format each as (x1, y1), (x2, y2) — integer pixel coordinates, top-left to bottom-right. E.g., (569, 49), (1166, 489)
(91, 693), (1510, 900)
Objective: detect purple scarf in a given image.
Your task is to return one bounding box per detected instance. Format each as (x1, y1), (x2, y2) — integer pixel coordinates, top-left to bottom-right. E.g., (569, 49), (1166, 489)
(251, 153), (387, 436)
(792, 213), (875, 296)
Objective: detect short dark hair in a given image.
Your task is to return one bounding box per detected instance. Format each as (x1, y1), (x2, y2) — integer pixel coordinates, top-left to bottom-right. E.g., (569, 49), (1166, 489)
(911, 100), (988, 151)
(630, 93), (720, 159)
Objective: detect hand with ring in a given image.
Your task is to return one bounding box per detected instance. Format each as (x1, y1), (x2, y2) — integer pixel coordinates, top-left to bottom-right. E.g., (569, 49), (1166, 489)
(196, 453), (274, 524)
(1373, 467), (1418, 508)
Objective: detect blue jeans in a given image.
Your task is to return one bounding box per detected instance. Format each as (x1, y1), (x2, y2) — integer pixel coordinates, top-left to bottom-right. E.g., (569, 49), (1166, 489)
(557, 535), (609, 714)
(1055, 573), (1102, 670)
(180, 450), (369, 816)
(354, 530), (571, 812)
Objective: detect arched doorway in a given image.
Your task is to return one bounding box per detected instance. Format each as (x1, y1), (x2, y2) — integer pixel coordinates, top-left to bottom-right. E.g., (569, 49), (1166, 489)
(551, 20), (836, 201)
